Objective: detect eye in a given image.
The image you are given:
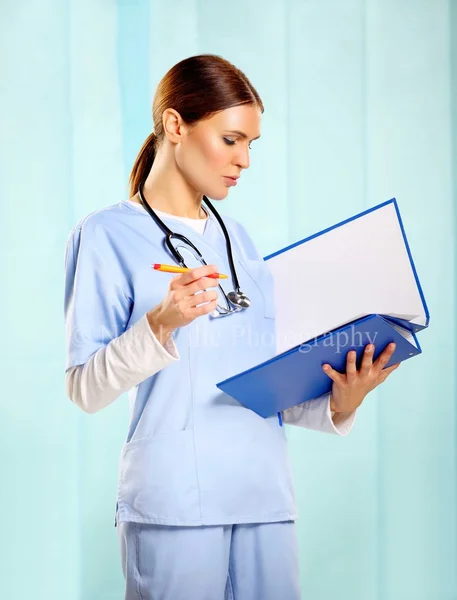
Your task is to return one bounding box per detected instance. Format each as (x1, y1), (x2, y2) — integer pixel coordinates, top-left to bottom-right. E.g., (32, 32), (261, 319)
(223, 137), (253, 150)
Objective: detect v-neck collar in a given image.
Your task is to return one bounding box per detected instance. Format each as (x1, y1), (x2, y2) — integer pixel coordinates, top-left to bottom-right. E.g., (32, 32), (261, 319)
(120, 197), (241, 280)
(120, 197), (219, 242)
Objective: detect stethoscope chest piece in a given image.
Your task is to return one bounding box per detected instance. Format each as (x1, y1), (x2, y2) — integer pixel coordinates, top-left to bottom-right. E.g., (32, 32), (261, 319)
(227, 289), (251, 309)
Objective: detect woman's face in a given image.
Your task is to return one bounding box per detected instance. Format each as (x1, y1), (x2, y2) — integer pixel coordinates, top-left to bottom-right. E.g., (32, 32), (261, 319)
(174, 104), (262, 200)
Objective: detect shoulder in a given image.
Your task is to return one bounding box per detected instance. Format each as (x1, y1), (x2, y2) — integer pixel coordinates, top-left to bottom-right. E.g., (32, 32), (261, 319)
(66, 202), (126, 247)
(64, 203), (133, 292)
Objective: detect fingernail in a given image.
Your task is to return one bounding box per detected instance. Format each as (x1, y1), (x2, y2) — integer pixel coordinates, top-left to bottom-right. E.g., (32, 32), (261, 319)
(390, 343), (396, 349)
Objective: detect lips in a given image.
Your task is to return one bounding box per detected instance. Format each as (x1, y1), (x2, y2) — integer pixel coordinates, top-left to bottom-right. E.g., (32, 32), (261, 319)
(222, 176), (238, 187)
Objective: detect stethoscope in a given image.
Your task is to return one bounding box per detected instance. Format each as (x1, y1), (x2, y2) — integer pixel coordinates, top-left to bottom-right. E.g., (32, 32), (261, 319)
(138, 180), (251, 312)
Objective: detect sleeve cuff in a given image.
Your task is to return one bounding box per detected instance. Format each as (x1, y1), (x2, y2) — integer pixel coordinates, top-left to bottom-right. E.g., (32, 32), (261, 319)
(327, 395), (357, 436)
(282, 392), (357, 436)
(142, 313), (179, 361)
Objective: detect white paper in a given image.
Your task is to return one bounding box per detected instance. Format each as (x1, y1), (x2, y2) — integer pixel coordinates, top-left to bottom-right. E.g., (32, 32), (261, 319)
(266, 202), (427, 354)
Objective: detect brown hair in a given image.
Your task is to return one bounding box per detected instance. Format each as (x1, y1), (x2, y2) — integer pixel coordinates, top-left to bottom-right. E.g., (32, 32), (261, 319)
(128, 54), (264, 197)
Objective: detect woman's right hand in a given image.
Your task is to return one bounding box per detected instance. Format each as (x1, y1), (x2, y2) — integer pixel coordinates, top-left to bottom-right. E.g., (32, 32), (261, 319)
(146, 264), (220, 343)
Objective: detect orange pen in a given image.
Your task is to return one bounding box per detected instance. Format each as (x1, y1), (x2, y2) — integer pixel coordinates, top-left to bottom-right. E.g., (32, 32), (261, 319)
(152, 263), (228, 279)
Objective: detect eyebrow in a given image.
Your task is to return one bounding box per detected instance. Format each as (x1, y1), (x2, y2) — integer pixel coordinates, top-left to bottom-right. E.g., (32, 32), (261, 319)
(225, 130), (261, 141)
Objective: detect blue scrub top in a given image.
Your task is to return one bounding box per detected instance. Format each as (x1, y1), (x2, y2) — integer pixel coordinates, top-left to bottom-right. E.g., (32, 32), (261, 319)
(64, 198), (297, 526)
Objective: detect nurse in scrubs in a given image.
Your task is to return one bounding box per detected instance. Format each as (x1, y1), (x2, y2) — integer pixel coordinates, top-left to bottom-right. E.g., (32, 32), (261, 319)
(64, 53), (400, 600)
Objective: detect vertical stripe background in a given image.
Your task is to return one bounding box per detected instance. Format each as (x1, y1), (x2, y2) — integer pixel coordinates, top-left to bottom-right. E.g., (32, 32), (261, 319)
(0, 1), (455, 598)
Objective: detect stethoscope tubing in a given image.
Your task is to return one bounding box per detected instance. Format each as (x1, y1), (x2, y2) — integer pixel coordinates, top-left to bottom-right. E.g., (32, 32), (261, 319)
(137, 180), (242, 294)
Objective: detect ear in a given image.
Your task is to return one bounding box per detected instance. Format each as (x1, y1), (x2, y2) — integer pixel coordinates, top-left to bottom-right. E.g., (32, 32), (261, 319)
(162, 108), (190, 144)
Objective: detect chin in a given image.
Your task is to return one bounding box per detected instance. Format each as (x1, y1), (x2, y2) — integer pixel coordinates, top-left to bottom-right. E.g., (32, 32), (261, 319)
(204, 187), (230, 201)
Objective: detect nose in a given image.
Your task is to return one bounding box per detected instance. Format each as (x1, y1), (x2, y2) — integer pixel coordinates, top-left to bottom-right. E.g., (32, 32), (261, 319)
(234, 145), (250, 170)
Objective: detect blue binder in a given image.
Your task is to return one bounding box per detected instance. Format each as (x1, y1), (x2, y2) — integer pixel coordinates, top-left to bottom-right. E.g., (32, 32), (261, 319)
(216, 199), (429, 418)
(217, 314), (421, 418)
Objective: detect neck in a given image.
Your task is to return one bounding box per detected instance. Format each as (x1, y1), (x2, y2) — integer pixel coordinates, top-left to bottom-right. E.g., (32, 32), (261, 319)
(134, 145), (207, 219)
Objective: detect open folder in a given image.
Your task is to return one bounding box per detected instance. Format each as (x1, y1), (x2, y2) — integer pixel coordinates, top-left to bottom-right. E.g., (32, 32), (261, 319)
(216, 198), (430, 418)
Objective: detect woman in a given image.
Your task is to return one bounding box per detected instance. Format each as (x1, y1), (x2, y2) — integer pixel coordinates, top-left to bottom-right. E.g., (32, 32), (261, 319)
(64, 54), (399, 600)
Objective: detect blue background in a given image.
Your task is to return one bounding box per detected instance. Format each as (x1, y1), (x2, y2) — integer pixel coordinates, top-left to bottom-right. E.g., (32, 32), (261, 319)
(0, 1), (455, 598)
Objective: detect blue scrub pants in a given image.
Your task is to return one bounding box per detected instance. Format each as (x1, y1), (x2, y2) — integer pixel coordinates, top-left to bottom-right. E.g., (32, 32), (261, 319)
(117, 520), (301, 600)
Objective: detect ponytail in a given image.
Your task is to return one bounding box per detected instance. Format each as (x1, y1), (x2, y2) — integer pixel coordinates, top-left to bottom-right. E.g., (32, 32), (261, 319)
(128, 132), (157, 197)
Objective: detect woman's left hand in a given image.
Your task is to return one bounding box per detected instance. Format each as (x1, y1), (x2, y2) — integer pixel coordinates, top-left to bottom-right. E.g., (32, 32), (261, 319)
(323, 342), (401, 414)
